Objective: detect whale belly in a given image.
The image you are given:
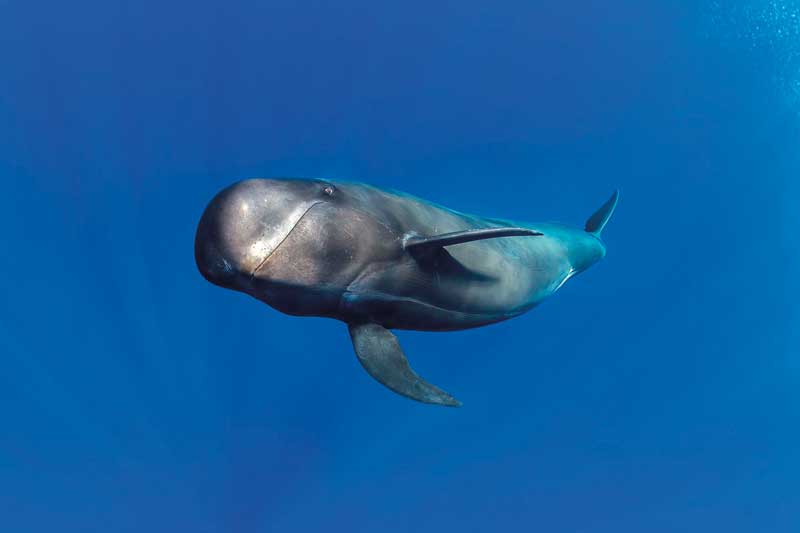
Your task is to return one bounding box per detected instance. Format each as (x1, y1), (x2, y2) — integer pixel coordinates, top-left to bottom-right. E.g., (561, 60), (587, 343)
(339, 289), (516, 331)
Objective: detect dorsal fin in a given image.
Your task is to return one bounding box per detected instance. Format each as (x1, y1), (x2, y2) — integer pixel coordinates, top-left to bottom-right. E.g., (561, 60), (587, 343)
(584, 190), (619, 236)
(404, 227), (542, 253)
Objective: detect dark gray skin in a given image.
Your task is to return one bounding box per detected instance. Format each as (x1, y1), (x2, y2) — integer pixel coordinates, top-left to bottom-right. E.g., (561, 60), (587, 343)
(195, 178), (618, 406)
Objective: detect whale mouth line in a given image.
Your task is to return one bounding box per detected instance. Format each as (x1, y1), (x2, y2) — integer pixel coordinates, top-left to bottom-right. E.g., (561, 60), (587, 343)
(250, 201), (322, 277)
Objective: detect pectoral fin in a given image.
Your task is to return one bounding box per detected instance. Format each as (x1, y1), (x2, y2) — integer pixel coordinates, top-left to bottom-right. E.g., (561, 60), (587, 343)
(348, 323), (461, 407)
(404, 227), (542, 253)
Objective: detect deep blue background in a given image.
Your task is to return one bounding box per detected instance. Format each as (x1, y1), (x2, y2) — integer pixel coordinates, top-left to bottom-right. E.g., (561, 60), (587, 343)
(2, 1), (798, 531)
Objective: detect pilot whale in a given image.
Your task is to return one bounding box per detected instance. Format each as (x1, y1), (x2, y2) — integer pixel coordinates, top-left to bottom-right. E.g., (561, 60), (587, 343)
(195, 178), (618, 406)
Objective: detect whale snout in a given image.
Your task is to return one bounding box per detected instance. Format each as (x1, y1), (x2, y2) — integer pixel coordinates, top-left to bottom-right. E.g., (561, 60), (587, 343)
(195, 180), (265, 288)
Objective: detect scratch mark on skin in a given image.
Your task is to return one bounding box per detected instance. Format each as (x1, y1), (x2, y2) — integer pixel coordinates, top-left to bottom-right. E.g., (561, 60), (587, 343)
(251, 201), (322, 277)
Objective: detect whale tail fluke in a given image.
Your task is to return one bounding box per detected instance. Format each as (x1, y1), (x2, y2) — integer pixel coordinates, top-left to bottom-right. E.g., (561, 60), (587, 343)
(584, 190), (619, 237)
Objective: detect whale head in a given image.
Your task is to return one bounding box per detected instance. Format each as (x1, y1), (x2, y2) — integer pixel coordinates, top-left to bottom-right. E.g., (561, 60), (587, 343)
(195, 178), (396, 316)
(194, 178), (336, 290)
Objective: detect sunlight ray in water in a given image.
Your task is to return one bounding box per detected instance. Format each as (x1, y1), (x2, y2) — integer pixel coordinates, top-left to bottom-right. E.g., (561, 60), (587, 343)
(705, 0), (800, 112)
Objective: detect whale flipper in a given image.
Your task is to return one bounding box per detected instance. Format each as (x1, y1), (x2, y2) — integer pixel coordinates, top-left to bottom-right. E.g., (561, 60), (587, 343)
(348, 323), (461, 407)
(404, 227), (542, 253)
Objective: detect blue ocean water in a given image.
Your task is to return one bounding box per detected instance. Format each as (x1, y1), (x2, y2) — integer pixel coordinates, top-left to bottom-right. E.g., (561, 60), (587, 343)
(1, 1), (798, 531)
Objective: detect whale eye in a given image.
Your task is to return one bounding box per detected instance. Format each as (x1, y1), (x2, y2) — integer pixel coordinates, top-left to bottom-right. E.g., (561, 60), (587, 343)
(322, 184), (335, 197)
